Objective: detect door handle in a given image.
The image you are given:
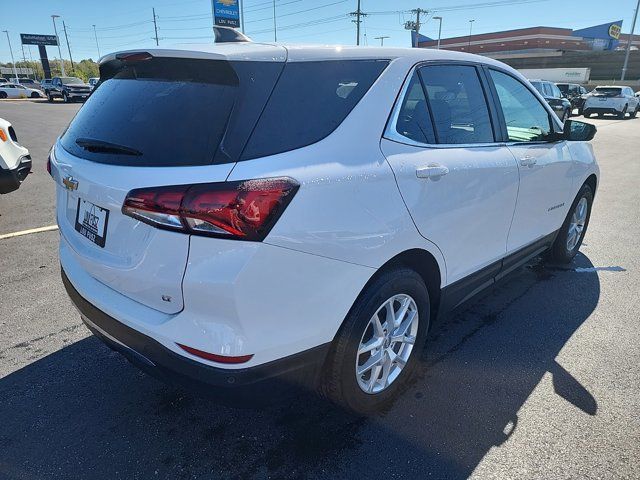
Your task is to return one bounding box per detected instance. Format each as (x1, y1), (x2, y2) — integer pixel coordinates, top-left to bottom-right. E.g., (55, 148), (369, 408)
(519, 155), (537, 167)
(416, 164), (449, 179)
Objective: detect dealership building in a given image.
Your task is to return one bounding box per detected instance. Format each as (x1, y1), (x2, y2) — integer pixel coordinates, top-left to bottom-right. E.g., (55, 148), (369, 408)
(416, 21), (640, 83)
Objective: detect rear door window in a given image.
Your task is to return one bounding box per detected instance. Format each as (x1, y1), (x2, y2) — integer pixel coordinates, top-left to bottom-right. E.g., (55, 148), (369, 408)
(241, 60), (389, 160)
(417, 64), (494, 144)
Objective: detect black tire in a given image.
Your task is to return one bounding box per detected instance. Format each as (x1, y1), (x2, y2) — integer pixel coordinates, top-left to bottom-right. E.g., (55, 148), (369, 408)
(47, 92), (53, 102)
(583, 112), (590, 118)
(548, 184), (594, 264)
(0, 91), (7, 99)
(619, 105), (627, 119)
(320, 268), (430, 414)
(630, 106), (638, 119)
(30, 91), (40, 98)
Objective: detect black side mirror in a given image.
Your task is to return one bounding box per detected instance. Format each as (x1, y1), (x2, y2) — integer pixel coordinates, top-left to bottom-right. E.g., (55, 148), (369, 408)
(563, 119), (596, 141)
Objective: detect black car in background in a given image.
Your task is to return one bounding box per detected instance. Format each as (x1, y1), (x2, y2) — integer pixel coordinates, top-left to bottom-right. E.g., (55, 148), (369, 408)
(529, 79), (573, 122)
(557, 83), (589, 115)
(46, 77), (92, 103)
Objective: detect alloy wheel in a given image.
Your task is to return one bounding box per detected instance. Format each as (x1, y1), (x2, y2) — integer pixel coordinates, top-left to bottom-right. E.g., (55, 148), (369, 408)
(567, 197), (588, 251)
(355, 294), (419, 394)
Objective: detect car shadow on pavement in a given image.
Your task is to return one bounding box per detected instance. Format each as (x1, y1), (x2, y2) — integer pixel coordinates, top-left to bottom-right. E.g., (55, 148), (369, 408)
(0, 253), (600, 480)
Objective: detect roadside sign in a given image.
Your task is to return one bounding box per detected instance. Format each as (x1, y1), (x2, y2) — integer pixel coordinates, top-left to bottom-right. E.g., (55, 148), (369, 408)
(20, 34), (58, 46)
(0, 67), (34, 75)
(213, 0), (240, 28)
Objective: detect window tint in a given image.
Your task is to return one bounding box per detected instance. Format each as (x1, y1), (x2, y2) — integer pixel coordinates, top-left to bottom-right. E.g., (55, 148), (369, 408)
(61, 58), (283, 166)
(489, 69), (553, 143)
(242, 60), (388, 160)
(550, 83), (562, 98)
(394, 72), (436, 144)
(418, 65), (494, 144)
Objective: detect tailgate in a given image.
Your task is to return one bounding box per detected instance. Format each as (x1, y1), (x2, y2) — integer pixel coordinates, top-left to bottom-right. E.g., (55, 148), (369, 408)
(54, 144), (235, 314)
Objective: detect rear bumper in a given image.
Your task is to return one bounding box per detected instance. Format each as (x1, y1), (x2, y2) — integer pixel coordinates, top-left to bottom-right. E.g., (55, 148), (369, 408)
(0, 155), (31, 194)
(62, 268), (331, 404)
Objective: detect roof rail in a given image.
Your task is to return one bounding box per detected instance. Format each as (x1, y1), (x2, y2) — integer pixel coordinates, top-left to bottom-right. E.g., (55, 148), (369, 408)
(213, 26), (252, 43)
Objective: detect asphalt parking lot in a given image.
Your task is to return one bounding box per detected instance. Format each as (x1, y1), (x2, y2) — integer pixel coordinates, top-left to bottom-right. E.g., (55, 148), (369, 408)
(1, 100), (639, 480)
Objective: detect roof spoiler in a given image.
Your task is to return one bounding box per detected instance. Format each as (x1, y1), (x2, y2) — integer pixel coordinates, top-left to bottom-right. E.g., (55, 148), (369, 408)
(213, 26), (252, 43)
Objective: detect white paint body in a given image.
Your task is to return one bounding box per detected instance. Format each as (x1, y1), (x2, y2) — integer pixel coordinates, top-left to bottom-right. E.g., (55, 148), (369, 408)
(0, 118), (29, 170)
(52, 44), (599, 369)
(0, 83), (43, 99)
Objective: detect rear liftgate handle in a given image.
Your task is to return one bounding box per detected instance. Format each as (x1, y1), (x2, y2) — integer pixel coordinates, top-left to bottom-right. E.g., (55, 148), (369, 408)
(416, 164), (449, 180)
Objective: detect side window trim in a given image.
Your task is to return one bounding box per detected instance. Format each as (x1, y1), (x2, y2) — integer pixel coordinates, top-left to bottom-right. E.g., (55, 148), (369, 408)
(384, 61), (505, 149)
(485, 66), (563, 144)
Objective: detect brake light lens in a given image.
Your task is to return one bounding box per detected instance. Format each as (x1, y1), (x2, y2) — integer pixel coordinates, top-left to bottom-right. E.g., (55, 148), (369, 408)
(122, 177), (299, 241)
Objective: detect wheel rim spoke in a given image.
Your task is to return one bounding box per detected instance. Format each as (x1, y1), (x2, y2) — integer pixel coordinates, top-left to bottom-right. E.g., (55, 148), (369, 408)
(356, 294), (419, 394)
(357, 350), (383, 376)
(358, 337), (383, 355)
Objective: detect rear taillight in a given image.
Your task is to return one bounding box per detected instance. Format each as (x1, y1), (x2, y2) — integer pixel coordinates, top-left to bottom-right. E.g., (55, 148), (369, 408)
(122, 177), (299, 241)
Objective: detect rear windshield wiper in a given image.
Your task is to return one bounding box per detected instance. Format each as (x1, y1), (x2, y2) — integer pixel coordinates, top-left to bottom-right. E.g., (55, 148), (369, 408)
(75, 138), (142, 156)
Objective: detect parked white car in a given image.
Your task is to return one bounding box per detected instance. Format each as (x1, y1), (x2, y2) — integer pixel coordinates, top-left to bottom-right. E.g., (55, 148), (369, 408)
(88, 77), (99, 90)
(0, 118), (31, 194)
(0, 83), (44, 99)
(583, 85), (639, 119)
(51, 44), (599, 413)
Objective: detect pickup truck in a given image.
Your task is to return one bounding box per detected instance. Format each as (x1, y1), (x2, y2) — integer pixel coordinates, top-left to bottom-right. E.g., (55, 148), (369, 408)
(47, 77), (92, 103)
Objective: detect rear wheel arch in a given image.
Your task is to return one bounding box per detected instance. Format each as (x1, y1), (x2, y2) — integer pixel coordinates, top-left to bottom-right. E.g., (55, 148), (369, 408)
(336, 249), (443, 338)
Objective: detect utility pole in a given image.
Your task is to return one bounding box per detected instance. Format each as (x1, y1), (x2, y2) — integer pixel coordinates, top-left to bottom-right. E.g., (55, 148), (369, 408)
(93, 25), (101, 58)
(621, 0), (640, 81)
(152, 8), (159, 46)
(468, 19), (475, 49)
(273, 0), (277, 42)
(350, 0), (367, 46)
(374, 35), (390, 46)
(51, 15), (65, 76)
(62, 20), (75, 74)
(2, 31), (19, 81)
(433, 16), (443, 49)
(404, 8), (428, 47)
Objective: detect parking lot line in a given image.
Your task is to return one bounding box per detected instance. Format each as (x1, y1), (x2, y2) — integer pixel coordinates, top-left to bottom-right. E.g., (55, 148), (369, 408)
(0, 225), (58, 240)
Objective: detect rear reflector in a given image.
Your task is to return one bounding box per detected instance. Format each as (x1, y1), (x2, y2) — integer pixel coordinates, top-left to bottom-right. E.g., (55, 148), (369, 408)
(122, 177), (299, 241)
(177, 343), (253, 364)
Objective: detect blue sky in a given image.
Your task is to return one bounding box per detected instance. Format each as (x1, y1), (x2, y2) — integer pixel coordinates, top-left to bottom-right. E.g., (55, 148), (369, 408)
(1, 0), (639, 63)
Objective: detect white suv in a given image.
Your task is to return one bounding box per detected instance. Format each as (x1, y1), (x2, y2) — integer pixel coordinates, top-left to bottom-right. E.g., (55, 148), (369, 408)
(583, 85), (639, 119)
(51, 44), (599, 413)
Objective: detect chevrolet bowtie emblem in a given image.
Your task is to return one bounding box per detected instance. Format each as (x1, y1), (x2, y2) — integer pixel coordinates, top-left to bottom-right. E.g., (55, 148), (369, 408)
(63, 175), (79, 191)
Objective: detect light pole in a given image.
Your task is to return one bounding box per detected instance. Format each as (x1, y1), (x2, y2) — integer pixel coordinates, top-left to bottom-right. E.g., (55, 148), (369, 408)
(2, 31), (19, 81)
(51, 14), (65, 76)
(433, 16), (443, 49)
(621, 0), (640, 81)
(374, 35), (390, 46)
(468, 19), (475, 50)
(273, 0), (277, 42)
(93, 25), (101, 59)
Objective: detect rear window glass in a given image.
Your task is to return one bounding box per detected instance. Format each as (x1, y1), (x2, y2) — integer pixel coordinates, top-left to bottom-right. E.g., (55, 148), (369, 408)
(60, 58), (282, 167)
(595, 87), (622, 96)
(241, 60), (388, 160)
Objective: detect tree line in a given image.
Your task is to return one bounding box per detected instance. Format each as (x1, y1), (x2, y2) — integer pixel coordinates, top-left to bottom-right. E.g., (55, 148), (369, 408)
(0, 59), (99, 82)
